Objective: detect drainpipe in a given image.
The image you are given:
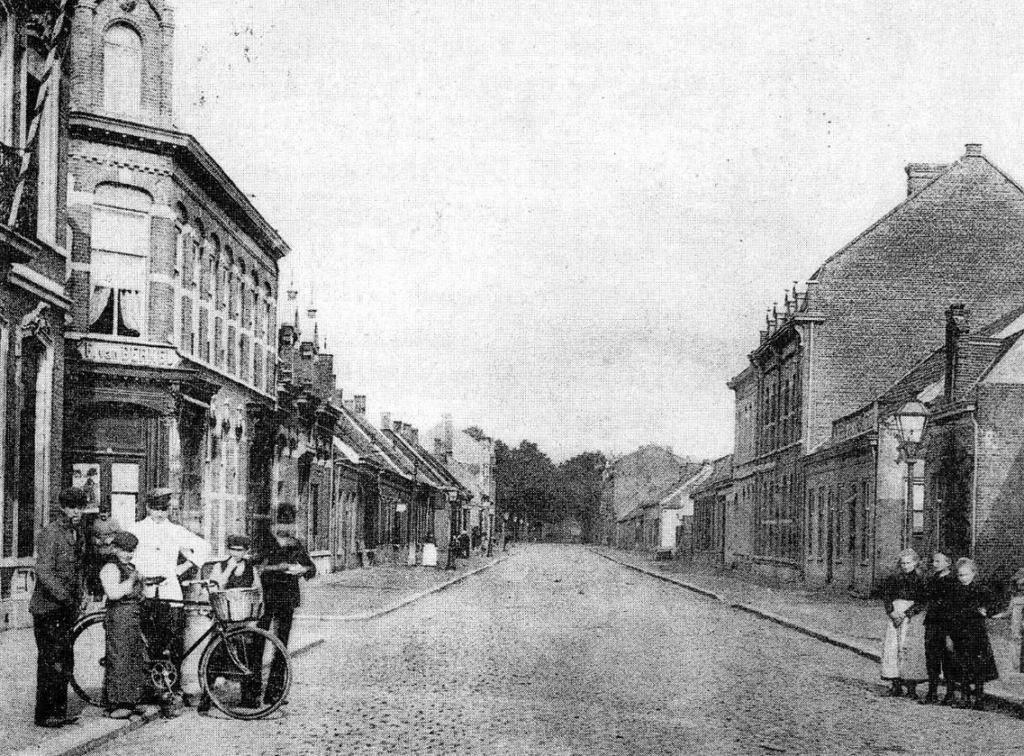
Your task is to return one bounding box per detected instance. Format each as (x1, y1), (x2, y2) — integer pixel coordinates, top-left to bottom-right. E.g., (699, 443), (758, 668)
(971, 413), (979, 556)
(870, 433), (878, 592)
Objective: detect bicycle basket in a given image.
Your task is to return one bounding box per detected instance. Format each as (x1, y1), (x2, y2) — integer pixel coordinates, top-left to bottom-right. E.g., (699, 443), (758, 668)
(208, 587), (264, 622)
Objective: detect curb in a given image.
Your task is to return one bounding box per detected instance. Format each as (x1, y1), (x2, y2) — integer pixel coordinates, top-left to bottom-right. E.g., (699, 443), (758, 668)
(16, 636), (328, 756)
(591, 549), (725, 602)
(592, 548), (1024, 712)
(296, 555), (512, 622)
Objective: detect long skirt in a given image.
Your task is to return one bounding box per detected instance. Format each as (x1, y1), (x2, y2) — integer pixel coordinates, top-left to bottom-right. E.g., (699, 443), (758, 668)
(880, 600), (928, 682)
(951, 619), (999, 685)
(104, 601), (148, 708)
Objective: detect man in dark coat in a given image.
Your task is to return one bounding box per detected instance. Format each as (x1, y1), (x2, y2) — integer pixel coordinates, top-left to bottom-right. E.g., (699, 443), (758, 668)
(256, 507), (316, 704)
(30, 487), (88, 728)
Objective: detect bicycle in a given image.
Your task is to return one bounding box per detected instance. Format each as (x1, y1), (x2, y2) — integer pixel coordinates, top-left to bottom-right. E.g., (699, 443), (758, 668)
(69, 578), (292, 720)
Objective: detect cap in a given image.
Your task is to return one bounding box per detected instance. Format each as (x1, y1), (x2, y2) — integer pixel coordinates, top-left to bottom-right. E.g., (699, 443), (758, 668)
(226, 534), (250, 550)
(58, 487), (89, 510)
(147, 488), (174, 509)
(111, 531), (139, 551)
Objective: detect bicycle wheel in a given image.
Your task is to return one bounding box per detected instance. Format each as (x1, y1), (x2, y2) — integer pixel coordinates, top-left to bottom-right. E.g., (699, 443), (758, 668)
(69, 613), (107, 706)
(199, 626), (291, 720)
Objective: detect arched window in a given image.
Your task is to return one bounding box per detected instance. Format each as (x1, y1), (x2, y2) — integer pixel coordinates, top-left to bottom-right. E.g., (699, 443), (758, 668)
(103, 24), (142, 118)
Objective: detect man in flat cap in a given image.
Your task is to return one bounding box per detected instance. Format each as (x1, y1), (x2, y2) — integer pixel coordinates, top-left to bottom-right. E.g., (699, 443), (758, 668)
(30, 487), (88, 728)
(127, 488), (210, 674)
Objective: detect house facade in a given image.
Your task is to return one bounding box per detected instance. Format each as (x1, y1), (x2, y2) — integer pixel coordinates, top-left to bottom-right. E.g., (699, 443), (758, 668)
(62, 0), (286, 557)
(0, 1), (72, 630)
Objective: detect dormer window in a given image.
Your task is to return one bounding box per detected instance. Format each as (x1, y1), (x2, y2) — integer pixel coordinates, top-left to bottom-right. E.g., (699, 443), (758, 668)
(103, 24), (142, 118)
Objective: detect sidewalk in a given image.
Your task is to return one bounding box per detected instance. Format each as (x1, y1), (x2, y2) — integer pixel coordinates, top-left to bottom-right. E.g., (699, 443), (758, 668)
(4, 551), (505, 756)
(593, 547), (1024, 711)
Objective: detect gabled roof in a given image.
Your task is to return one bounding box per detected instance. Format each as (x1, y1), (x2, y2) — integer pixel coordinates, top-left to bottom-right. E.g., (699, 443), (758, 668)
(334, 404), (411, 479)
(657, 463), (716, 509)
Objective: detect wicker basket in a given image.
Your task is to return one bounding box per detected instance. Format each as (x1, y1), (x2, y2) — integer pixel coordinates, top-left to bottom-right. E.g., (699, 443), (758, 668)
(208, 587), (263, 622)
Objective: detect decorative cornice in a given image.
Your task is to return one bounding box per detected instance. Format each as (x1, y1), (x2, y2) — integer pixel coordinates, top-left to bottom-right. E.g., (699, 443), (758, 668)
(69, 111), (290, 260)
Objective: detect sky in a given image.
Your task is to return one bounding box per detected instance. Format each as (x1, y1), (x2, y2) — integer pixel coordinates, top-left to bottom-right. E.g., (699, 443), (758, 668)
(171, 1), (1024, 462)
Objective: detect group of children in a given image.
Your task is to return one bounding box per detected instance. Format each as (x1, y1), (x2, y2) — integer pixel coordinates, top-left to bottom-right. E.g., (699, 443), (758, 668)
(881, 549), (1001, 710)
(99, 532), (259, 719)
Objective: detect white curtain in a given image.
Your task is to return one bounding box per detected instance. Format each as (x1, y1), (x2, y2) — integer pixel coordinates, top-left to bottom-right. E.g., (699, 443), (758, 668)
(89, 286), (111, 328)
(119, 289), (142, 334)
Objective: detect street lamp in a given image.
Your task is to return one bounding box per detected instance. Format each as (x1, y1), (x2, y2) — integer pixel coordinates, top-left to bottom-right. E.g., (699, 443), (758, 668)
(894, 400), (929, 550)
(445, 491), (459, 571)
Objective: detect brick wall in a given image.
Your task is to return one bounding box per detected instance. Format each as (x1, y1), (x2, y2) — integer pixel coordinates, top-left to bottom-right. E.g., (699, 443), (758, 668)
(807, 151), (1024, 450)
(69, 0), (174, 128)
(973, 384), (1024, 582)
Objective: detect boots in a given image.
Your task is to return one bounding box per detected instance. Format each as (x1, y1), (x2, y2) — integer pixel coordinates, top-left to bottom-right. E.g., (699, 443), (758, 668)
(919, 682), (939, 705)
(940, 683), (957, 706)
(884, 680), (904, 697)
(904, 684), (918, 700)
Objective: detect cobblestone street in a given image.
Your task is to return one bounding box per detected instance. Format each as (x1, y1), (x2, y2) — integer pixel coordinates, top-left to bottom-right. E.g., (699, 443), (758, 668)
(89, 545), (1024, 756)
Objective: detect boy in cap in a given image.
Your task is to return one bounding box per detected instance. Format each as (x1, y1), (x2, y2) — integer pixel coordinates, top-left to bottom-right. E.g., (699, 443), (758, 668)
(30, 487), (89, 728)
(205, 535), (261, 591)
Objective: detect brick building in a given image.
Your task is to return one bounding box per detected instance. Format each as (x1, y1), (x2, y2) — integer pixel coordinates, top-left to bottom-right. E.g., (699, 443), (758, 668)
(598, 445), (701, 547)
(61, 0), (287, 554)
(690, 455), (733, 568)
(723, 144), (1024, 585)
(276, 295), (341, 573)
(0, 2), (72, 630)
(424, 416), (496, 543)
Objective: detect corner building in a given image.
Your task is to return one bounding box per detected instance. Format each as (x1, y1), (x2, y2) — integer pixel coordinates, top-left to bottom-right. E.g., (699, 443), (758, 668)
(61, 0), (287, 551)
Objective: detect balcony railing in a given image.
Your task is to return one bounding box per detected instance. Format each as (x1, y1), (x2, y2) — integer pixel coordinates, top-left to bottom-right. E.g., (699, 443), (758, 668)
(0, 142), (38, 239)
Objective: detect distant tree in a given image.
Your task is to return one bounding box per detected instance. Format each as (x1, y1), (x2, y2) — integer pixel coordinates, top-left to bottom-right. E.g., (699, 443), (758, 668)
(463, 426), (489, 442)
(555, 452), (607, 542)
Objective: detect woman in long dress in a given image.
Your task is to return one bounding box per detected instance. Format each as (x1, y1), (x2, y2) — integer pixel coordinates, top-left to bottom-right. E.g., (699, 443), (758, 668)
(880, 548), (928, 698)
(948, 557), (999, 710)
(100, 531), (148, 719)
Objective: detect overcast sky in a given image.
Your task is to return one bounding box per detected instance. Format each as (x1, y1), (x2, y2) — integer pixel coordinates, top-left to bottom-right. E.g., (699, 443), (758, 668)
(172, 1), (1024, 462)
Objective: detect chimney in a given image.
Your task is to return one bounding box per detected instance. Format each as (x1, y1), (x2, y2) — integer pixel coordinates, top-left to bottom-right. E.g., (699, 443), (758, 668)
(905, 163), (948, 196)
(965, 143), (983, 157)
(353, 395), (366, 416)
(343, 398), (355, 412)
(410, 427), (419, 446)
(380, 411), (391, 430)
(945, 302), (969, 400)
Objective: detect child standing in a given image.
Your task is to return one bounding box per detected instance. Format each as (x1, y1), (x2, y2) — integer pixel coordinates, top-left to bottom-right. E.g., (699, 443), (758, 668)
(99, 531), (148, 719)
(949, 557), (999, 710)
(205, 535), (261, 592)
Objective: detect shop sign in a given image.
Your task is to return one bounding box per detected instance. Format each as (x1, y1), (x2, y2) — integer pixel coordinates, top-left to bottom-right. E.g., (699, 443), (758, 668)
(80, 339), (180, 369)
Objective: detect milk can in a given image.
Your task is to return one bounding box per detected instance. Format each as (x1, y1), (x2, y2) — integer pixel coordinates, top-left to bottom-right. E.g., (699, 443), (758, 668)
(180, 580), (213, 698)
(421, 542), (438, 567)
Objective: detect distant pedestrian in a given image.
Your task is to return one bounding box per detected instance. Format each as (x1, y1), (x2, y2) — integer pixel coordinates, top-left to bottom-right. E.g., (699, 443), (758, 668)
(99, 531), (147, 719)
(30, 487), (88, 728)
(948, 557), (999, 710)
(458, 530), (471, 559)
(919, 552), (959, 705)
(879, 549), (927, 699)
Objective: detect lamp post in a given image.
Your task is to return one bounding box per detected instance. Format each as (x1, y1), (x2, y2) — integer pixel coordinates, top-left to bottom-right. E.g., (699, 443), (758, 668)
(894, 400), (929, 551)
(445, 491), (459, 570)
